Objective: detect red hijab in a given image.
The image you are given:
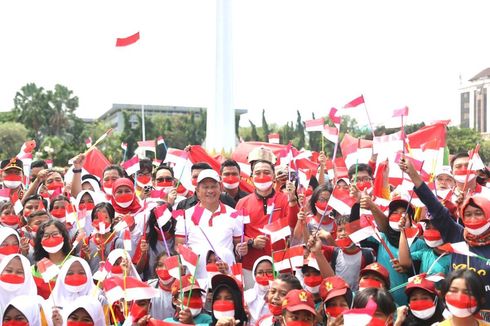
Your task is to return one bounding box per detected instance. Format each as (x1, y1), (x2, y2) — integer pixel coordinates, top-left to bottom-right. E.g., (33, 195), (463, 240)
(110, 178), (142, 214)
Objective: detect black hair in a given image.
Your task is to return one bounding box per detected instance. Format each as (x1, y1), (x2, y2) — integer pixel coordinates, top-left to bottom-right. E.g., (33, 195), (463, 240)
(103, 165), (125, 178)
(49, 195), (70, 211)
(154, 164), (174, 178)
(34, 220), (72, 262)
(28, 210), (50, 220)
(348, 163), (373, 180)
(276, 273), (303, 290)
(211, 280), (248, 326)
(139, 158), (153, 174)
(309, 184), (333, 215)
(251, 159), (275, 174)
(441, 269), (486, 314)
(153, 251), (169, 274)
(220, 159), (241, 174)
(147, 205), (176, 252)
(91, 202), (115, 227)
(450, 152), (470, 170)
(31, 160), (48, 170)
(22, 195), (48, 214)
(191, 162), (213, 172)
(81, 174), (101, 189)
(353, 288), (396, 317)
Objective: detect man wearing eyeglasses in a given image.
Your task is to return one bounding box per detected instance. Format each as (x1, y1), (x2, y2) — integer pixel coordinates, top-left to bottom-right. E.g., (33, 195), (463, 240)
(153, 165), (186, 209)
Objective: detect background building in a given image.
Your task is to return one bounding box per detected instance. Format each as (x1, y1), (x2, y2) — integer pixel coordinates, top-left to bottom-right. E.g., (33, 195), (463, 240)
(459, 68), (490, 133)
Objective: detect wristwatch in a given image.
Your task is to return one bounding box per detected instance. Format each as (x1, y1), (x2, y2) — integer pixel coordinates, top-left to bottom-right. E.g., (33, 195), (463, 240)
(247, 238), (254, 248)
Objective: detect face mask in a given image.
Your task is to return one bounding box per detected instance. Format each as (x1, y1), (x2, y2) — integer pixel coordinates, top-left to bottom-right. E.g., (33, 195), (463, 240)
(41, 236), (64, 254)
(255, 274), (273, 292)
(409, 298), (437, 320)
(253, 175), (273, 191)
(389, 213), (404, 231)
(103, 181), (113, 195)
(268, 303), (283, 316)
(191, 179), (198, 187)
(185, 296), (203, 317)
(368, 317), (389, 326)
(51, 208), (66, 223)
(356, 181), (371, 192)
(359, 278), (383, 291)
(67, 322), (95, 326)
(286, 321), (312, 326)
(453, 171), (476, 184)
(3, 321), (29, 326)
(213, 300), (235, 319)
(445, 292), (477, 318)
(3, 174), (22, 189)
(136, 175), (152, 187)
(222, 176), (240, 190)
(64, 274), (88, 291)
(1, 215), (20, 229)
(423, 229), (444, 247)
(155, 180), (173, 192)
(0, 274), (25, 291)
(315, 201), (328, 216)
(129, 301), (148, 322)
(325, 306), (347, 318)
(92, 221), (111, 234)
(303, 275), (322, 294)
(436, 188), (451, 199)
(464, 218), (490, 236)
(78, 203), (95, 212)
(47, 181), (64, 191)
(115, 193), (134, 208)
(156, 268), (174, 285)
(0, 245), (20, 259)
(335, 237), (354, 249)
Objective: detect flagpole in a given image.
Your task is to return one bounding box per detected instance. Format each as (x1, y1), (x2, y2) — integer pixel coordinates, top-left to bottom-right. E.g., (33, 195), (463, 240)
(141, 104), (146, 142)
(332, 141), (339, 161)
(362, 100), (376, 139)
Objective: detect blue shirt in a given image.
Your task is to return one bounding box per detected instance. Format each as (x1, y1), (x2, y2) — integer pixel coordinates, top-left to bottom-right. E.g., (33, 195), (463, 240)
(164, 313), (212, 325)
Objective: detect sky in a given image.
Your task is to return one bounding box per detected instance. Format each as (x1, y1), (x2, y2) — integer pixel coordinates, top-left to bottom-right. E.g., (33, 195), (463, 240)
(1, 0), (489, 130)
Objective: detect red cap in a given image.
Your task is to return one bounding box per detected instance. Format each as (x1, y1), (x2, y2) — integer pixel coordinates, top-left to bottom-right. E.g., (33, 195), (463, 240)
(171, 274), (203, 295)
(405, 273), (436, 296)
(319, 276), (350, 303)
(360, 263), (390, 285)
(282, 289), (316, 315)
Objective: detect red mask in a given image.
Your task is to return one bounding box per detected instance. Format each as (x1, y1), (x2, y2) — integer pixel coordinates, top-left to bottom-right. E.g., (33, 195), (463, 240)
(315, 201), (328, 210)
(103, 181), (113, 189)
(359, 278), (383, 290)
(356, 181), (371, 191)
(156, 268), (172, 281)
(137, 175), (151, 185)
(464, 218), (489, 230)
(115, 193), (133, 203)
(47, 181), (64, 190)
(325, 306), (347, 318)
(268, 303), (283, 316)
(186, 296), (203, 309)
(286, 322), (312, 326)
(67, 322), (94, 326)
(156, 181), (173, 188)
(3, 321), (29, 326)
(222, 176), (240, 184)
(1, 215), (20, 227)
(3, 175), (22, 182)
(254, 175), (273, 183)
(303, 275), (323, 287)
(423, 229), (441, 241)
(255, 274), (273, 286)
(78, 203), (95, 211)
(51, 208), (66, 218)
(0, 274), (25, 284)
(335, 237), (354, 249)
(0, 245), (20, 256)
(111, 265), (123, 274)
(41, 236), (64, 248)
(64, 274), (88, 286)
(191, 179), (198, 187)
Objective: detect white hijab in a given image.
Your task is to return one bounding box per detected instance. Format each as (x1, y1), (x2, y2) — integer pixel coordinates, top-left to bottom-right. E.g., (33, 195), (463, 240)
(244, 256), (273, 323)
(62, 295), (105, 326)
(107, 248), (141, 280)
(0, 254), (37, 316)
(0, 228), (20, 261)
(1, 295), (43, 325)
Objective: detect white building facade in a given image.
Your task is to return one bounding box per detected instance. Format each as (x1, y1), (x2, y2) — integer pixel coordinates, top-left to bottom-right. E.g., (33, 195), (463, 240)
(459, 68), (490, 133)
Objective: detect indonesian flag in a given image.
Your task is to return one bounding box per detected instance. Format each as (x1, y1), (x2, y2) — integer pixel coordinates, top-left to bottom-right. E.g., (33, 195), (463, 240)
(340, 134), (373, 169)
(121, 142), (128, 151)
(343, 95), (365, 109)
(116, 32), (140, 47)
(268, 133), (280, 144)
(114, 215), (135, 233)
(93, 260), (112, 282)
(404, 227), (420, 247)
(297, 168), (312, 190)
(82, 148), (111, 179)
(157, 136), (165, 146)
(177, 245), (199, 276)
(328, 188), (356, 216)
(164, 148), (193, 191)
(272, 245), (304, 271)
(230, 263), (243, 284)
(154, 205), (172, 229)
(0, 188), (10, 202)
(333, 157), (349, 180)
(259, 218), (291, 244)
(329, 107), (341, 126)
(230, 209), (251, 224)
(123, 229), (132, 252)
(85, 137), (92, 148)
(17, 140), (36, 157)
(305, 118), (325, 132)
(10, 191), (23, 215)
(393, 106), (409, 117)
(438, 242), (477, 257)
(469, 145), (485, 171)
(106, 276), (158, 302)
(322, 125), (339, 144)
(103, 277), (125, 304)
(37, 258), (60, 282)
(121, 156), (140, 176)
(137, 140), (156, 153)
(345, 215), (376, 243)
(164, 255), (181, 279)
(343, 298), (377, 326)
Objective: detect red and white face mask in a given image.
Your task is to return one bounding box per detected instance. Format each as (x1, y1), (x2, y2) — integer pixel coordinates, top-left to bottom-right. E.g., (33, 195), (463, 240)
(303, 274), (322, 294)
(103, 181), (113, 195)
(64, 274), (88, 292)
(213, 300), (235, 319)
(325, 306), (347, 318)
(184, 296), (203, 317)
(409, 298), (437, 320)
(92, 221), (111, 234)
(335, 237), (354, 249)
(423, 229), (443, 247)
(41, 236), (64, 254)
(47, 181), (64, 195)
(255, 274), (273, 291)
(3, 320), (29, 326)
(464, 218), (490, 236)
(358, 278), (383, 291)
(445, 292), (477, 318)
(253, 175), (273, 191)
(155, 180), (173, 192)
(315, 201), (329, 216)
(222, 176), (240, 190)
(0, 245), (20, 260)
(115, 193), (134, 208)
(389, 212), (407, 232)
(136, 175), (152, 188)
(156, 268), (174, 285)
(78, 202), (95, 212)
(453, 170), (476, 184)
(0, 273), (25, 291)
(1, 215), (20, 229)
(51, 208), (66, 223)
(3, 174), (22, 189)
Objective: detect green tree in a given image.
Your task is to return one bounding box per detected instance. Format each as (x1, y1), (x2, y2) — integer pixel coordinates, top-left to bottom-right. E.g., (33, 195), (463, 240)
(447, 127), (482, 154)
(249, 120), (259, 141)
(13, 83), (51, 137)
(294, 110), (305, 149)
(0, 122), (29, 158)
(261, 109), (270, 142)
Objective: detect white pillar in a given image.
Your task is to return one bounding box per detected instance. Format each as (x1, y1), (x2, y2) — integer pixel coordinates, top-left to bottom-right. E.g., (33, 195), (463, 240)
(206, 0), (235, 153)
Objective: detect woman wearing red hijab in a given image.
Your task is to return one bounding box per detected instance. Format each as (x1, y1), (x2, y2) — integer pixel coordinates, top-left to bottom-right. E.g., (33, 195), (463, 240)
(111, 178), (142, 216)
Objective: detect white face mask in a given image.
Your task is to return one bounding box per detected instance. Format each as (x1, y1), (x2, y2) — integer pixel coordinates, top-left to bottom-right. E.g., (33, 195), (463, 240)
(213, 309), (235, 320)
(410, 298), (437, 320)
(0, 279), (23, 292)
(424, 238), (443, 248)
(43, 241), (64, 254)
(446, 302), (477, 318)
(257, 283), (269, 292)
(453, 173), (476, 184)
(187, 307), (202, 317)
(254, 181), (273, 192)
(223, 181), (239, 190)
(104, 187), (113, 196)
(115, 199), (133, 208)
(3, 181), (21, 189)
(303, 284), (320, 294)
(389, 221), (400, 232)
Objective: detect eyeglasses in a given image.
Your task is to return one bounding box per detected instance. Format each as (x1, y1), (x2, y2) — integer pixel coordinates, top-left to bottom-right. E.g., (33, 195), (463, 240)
(256, 271), (274, 277)
(353, 177), (372, 183)
(42, 231), (61, 239)
(156, 177), (173, 182)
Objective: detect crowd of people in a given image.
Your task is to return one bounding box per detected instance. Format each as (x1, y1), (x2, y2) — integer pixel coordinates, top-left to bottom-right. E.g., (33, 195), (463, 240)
(0, 142), (489, 326)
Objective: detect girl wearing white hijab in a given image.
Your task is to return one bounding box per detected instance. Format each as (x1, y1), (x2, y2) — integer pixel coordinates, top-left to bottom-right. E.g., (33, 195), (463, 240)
(0, 254), (37, 316)
(61, 295), (106, 326)
(244, 256), (273, 325)
(73, 190), (106, 235)
(1, 295), (43, 326)
(0, 228), (21, 261)
(106, 248), (141, 280)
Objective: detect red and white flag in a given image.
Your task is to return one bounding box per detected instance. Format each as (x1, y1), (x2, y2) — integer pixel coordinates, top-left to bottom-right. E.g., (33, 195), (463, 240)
(137, 140), (156, 153)
(438, 242), (476, 257)
(340, 134), (373, 169)
(123, 229), (132, 252)
(154, 205), (172, 229)
(164, 255), (181, 279)
(121, 156), (140, 176)
(37, 258), (60, 282)
(113, 215), (135, 233)
(403, 227), (420, 247)
(343, 95), (365, 109)
(121, 142), (128, 151)
(393, 106), (409, 118)
(328, 188), (356, 216)
(345, 215), (376, 243)
(259, 218), (291, 244)
(272, 245), (304, 271)
(343, 298), (377, 326)
(164, 148), (193, 191)
(157, 136), (165, 146)
(230, 263), (243, 284)
(305, 118), (325, 132)
(322, 125), (339, 144)
(329, 107), (341, 126)
(177, 245), (199, 276)
(297, 168), (312, 190)
(116, 32), (140, 47)
(123, 276), (159, 300)
(10, 191), (23, 215)
(268, 133), (280, 144)
(103, 277), (125, 304)
(0, 188), (10, 202)
(469, 145), (485, 171)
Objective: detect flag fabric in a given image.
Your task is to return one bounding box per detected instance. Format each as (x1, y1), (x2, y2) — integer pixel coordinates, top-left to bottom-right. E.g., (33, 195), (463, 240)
(305, 118), (325, 132)
(10, 191), (23, 215)
(177, 245), (199, 276)
(45, 159), (53, 169)
(268, 133), (280, 144)
(137, 140), (156, 153)
(37, 258), (60, 282)
(404, 227), (420, 247)
(328, 188), (356, 216)
(103, 277), (125, 304)
(0, 188), (10, 202)
(123, 229), (132, 251)
(329, 107), (341, 125)
(230, 263), (243, 284)
(343, 298), (377, 326)
(83, 148), (111, 179)
(85, 137), (92, 148)
(333, 157), (349, 179)
(121, 142), (128, 151)
(154, 205), (172, 229)
(343, 95), (365, 109)
(393, 106), (409, 117)
(116, 32), (140, 47)
(272, 245), (304, 271)
(259, 218), (291, 244)
(297, 168), (312, 190)
(345, 215), (376, 243)
(164, 255), (181, 279)
(469, 145), (485, 171)
(438, 242), (477, 257)
(164, 148), (193, 191)
(340, 134), (373, 169)
(322, 125), (339, 144)
(121, 156), (140, 176)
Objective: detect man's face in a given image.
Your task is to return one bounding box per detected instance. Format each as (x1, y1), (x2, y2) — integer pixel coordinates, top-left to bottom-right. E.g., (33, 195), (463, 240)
(252, 162), (274, 181)
(436, 174), (455, 190)
(196, 179), (221, 205)
(350, 171), (372, 186)
(452, 156), (470, 173)
(154, 169), (174, 186)
(221, 166), (240, 179)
